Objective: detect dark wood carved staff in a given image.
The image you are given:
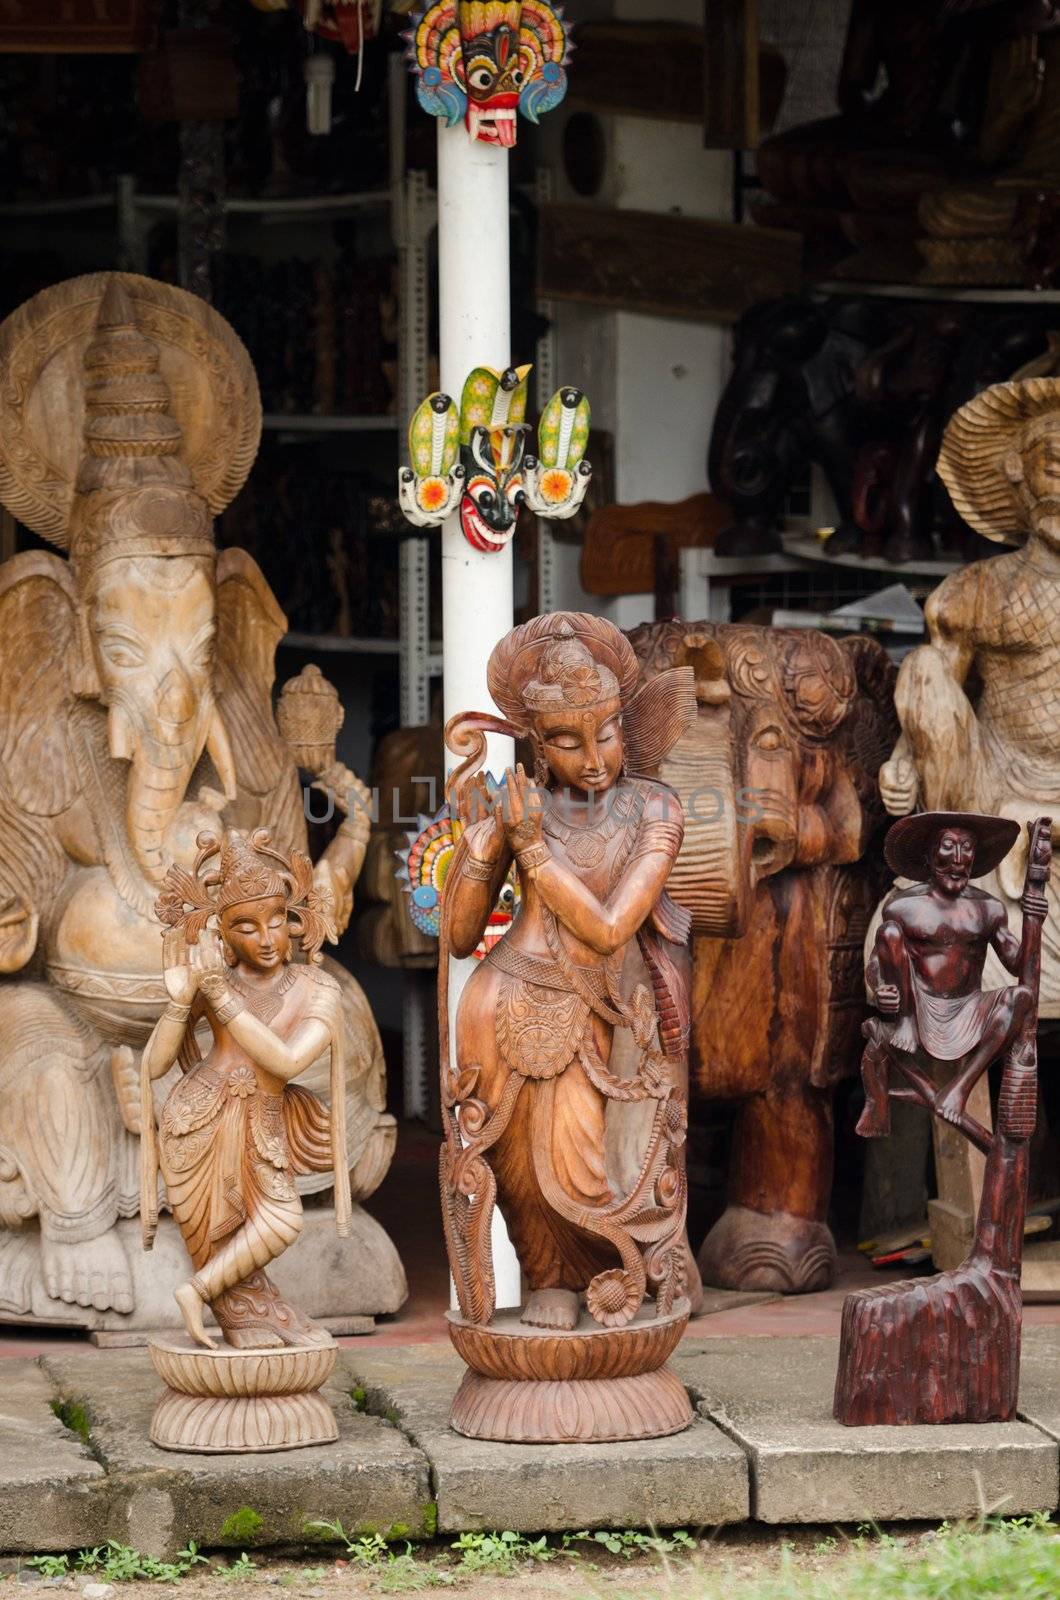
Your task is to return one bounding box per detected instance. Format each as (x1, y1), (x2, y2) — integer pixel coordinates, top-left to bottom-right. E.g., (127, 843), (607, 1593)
(835, 810), (1052, 1425)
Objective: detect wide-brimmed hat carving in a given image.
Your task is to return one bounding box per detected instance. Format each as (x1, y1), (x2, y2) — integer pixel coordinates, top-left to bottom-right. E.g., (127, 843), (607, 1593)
(884, 812), (1021, 883)
(937, 377), (1060, 544)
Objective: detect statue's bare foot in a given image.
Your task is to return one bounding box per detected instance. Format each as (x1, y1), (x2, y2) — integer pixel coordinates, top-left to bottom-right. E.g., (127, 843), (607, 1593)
(41, 1230), (133, 1314)
(521, 1289), (579, 1331)
(175, 1283), (217, 1350)
(934, 1081), (971, 1127)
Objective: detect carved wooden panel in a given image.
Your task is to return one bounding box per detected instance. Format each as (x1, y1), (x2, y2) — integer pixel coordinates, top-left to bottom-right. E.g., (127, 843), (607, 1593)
(537, 203), (803, 324)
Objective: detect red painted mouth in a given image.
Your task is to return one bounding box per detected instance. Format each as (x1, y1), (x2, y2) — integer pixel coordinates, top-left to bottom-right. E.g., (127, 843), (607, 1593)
(466, 98), (519, 146)
(461, 498), (512, 552)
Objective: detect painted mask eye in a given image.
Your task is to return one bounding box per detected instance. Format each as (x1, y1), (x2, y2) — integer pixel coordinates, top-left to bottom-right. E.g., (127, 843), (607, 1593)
(511, 67), (524, 86)
(468, 63), (494, 92)
(468, 476), (497, 510)
(506, 475), (526, 506)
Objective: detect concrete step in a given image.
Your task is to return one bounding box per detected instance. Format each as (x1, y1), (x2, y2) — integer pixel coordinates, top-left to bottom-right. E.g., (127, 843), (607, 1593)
(675, 1337), (1059, 1524)
(3, 1334), (1060, 1558)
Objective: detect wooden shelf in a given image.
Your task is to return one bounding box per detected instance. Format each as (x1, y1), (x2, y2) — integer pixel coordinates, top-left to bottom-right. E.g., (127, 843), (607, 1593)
(134, 190), (390, 221)
(818, 279), (1060, 305)
(0, 193), (115, 217)
(781, 534), (960, 578)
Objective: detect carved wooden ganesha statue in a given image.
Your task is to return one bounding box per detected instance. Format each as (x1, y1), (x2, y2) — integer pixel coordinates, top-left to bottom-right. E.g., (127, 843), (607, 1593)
(628, 621), (898, 1295)
(0, 272), (403, 1330)
(439, 613), (697, 1444)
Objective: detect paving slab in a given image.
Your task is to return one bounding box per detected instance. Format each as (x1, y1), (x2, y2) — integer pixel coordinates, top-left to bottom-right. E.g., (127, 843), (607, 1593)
(344, 1343), (748, 1534)
(1017, 1324), (1060, 1443)
(39, 1352), (432, 1560)
(0, 1362), (105, 1554)
(675, 1337), (1059, 1524)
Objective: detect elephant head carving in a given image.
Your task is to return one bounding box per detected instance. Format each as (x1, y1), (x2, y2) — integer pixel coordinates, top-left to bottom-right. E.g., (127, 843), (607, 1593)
(0, 273), (283, 960)
(628, 621), (898, 941)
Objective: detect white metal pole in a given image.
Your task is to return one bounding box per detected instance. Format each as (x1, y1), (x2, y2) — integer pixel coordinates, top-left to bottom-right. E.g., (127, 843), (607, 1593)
(437, 121), (521, 1310)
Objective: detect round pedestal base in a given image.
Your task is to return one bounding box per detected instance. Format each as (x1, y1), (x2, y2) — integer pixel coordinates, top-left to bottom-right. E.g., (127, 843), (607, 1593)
(148, 1339), (338, 1454)
(446, 1301), (694, 1443)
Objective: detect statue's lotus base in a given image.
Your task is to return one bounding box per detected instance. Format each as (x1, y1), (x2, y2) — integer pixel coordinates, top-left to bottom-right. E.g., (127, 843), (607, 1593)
(446, 1301), (693, 1444)
(147, 1338), (338, 1453)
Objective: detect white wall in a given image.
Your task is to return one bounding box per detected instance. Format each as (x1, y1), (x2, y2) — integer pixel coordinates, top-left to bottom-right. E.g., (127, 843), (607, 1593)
(541, 0), (733, 618)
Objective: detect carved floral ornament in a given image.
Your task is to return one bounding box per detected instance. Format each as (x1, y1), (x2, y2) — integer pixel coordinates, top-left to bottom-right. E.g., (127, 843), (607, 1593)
(724, 627), (856, 742)
(398, 364), (591, 551)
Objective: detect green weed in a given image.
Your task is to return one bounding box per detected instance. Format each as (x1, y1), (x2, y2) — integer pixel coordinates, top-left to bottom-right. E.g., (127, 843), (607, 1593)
(449, 1530), (555, 1574)
(218, 1552), (257, 1582)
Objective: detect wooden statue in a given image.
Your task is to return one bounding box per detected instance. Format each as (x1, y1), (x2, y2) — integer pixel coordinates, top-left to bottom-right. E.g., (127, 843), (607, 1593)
(405, 1), (571, 146)
(835, 811), (1051, 1425)
(438, 613), (697, 1444)
(0, 273), (402, 1331)
(629, 620), (897, 1293)
(882, 379), (1060, 1013)
(708, 295), (890, 556)
(142, 828), (347, 1451)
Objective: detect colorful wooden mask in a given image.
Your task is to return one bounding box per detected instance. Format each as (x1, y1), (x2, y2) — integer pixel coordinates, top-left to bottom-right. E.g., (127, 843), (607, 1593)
(398, 364), (591, 551)
(406, 0), (571, 146)
(398, 787), (519, 956)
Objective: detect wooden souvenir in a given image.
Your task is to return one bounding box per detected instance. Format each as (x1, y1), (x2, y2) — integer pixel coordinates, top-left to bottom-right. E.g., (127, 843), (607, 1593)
(399, 366), (591, 552)
(438, 613), (698, 1443)
(579, 493), (730, 600)
(572, 22), (704, 124)
(536, 204), (802, 329)
(708, 295), (889, 556)
(835, 813), (1051, 1426)
(405, 0), (571, 146)
(0, 273), (401, 1331)
(753, 1), (1060, 285)
(629, 620), (897, 1293)
(142, 828), (348, 1452)
(0, 2), (155, 53)
(703, 0), (759, 150)
(878, 376), (1060, 1267)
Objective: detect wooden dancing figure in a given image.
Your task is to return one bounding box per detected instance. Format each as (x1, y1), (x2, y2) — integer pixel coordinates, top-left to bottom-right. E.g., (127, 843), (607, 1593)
(140, 828), (351, 1452)
(439, 613), (698, 1444)
(835, 810), (1052, 1426)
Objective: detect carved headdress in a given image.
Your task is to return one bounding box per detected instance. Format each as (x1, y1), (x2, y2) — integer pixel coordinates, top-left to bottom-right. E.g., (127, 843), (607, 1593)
(0, 272), (261, 574)
(445, 611), (696, 802)
(155, 827), (335, 963)
(937, 377), (1060, 544)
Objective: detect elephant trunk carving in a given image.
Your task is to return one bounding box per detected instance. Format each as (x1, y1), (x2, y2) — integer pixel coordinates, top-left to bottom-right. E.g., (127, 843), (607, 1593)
(662, 704), (750, 940)
(115, 679), (235, 884)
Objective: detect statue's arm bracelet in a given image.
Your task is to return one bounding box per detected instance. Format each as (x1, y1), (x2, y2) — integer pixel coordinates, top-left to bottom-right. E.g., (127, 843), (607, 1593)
(213, 992), (245, 1026)
(463, 853), (497, 882)
(516, 842), (551, 874)
(163, 1000), (191, 1025)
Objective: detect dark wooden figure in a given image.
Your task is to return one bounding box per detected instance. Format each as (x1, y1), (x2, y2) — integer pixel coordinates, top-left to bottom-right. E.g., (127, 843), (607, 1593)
(834, 811), (1052, 1426)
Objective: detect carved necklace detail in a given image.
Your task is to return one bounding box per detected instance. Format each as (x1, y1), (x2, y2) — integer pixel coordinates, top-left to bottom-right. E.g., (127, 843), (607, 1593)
(542, 785), (635, 869)
(227, 965), (297, 1025)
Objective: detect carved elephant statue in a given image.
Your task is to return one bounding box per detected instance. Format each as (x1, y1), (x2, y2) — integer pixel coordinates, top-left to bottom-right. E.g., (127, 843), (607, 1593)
(628, 620), (898, 1293)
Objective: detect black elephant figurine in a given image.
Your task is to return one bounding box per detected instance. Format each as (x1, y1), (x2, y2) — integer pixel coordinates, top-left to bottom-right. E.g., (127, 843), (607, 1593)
(709, 295), (890, 557)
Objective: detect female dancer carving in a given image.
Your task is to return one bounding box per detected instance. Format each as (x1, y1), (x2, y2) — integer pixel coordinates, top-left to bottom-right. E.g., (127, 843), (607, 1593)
(441, 613), (697, 1333)
(141, 829), (351, 1349)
